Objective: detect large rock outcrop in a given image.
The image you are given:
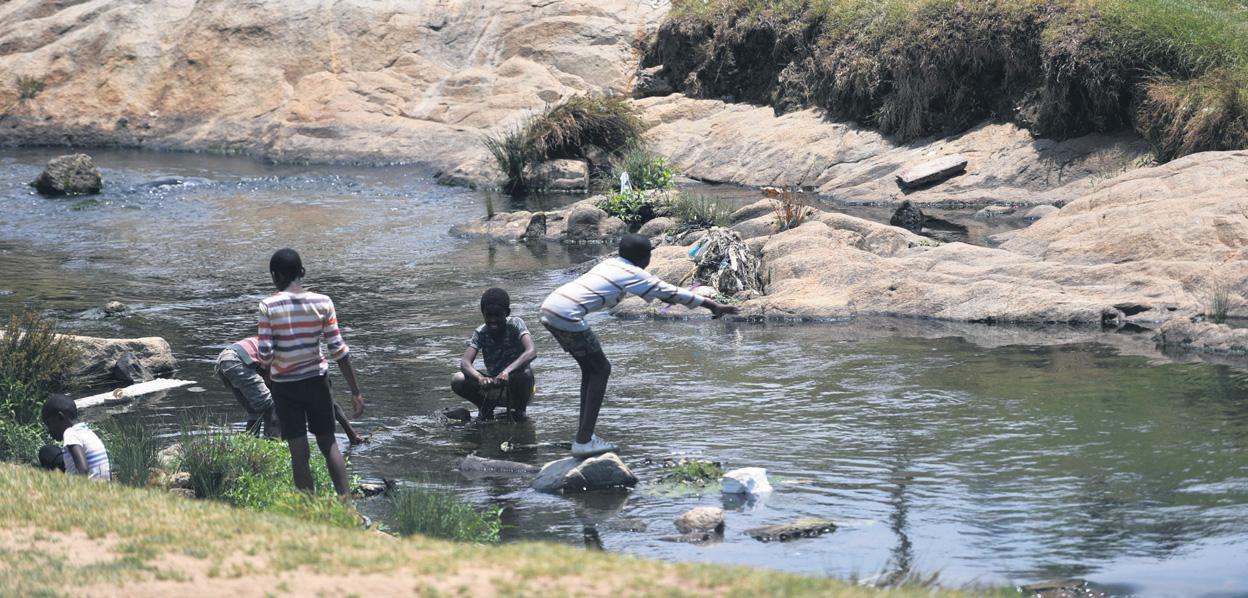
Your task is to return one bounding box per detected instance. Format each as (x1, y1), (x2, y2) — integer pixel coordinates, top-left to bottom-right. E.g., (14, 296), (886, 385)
(68, 334), (176, 384)
(615, 151), (1248, 328)
(638, 95), (1150, 207)
(0, 0), (665, 183)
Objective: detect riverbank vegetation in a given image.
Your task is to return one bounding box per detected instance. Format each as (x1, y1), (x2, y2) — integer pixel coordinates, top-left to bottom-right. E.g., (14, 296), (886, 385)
(0, 462), (975, 596)
(0, 310), (78, 464)
(484, 94), (645, 194)
(647, 0), (1248, 160)
(390, 485), (503, 543)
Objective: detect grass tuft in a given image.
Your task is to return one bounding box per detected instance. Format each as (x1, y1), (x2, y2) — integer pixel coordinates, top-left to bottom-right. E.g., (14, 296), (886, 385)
(16, 75), (44, 101)
(671, 193), (732, 229)
(768, 186), (813, 231)
(390, 485), (503, 543)
(98, 416), (160, 488)
(1207, 281), (1234, 324)
(607, 145), (677, 192)
(0, 309), (80, 426)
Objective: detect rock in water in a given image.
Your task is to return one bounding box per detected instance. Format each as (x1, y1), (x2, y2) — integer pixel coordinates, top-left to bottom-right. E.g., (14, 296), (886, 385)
(889, 200), (925, 233)
(458, 453), (539, 475)
(522, 212), (547, 242)
(531, 453), (637, 494)
(111, 351), (154, 384)
(529, 159), (589, 192)
(103, 301), (128, 315)
(721, 467), (772, 495)
(745, 518), (836, 542)
(31, 154), (103, 196)
(675, 507), (725, 534)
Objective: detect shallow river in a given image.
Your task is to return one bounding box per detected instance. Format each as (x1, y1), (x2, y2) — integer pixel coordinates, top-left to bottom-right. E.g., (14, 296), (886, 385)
(2, 150), (1247, 596)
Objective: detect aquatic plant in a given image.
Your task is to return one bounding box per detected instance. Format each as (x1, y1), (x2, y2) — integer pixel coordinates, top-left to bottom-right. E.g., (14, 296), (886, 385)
(390, 485), (503, 543)
(176, 416), (356, 527)
(768, 186), (813, 232)
(671, 193), (731, 229)
(598, 189), (666, 229)
(651, 0), (1248, 161)
(0, 309), (79, 426)
(608, 145), (676, 192)
(1207, 282), (1233, 324)
(16, 75), (43, 101)
(99, 416), (160, 488)
(662, 459), (724, 485)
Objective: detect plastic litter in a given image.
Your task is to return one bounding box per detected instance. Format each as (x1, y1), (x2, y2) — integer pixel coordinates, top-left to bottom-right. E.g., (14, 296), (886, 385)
(721, 467), (773, 495)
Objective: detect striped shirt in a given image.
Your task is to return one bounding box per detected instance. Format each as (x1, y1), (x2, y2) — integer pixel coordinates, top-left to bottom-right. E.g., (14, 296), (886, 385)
(229, 336), (262, 366)
(540, 257), (704, 332)
(62, 423), (110, 481)
(257, 291), (350, 382)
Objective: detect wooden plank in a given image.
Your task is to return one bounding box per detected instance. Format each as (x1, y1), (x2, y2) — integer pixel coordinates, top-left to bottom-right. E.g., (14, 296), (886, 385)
(76, 378), (196, 409)
(896, 154), (968, 188)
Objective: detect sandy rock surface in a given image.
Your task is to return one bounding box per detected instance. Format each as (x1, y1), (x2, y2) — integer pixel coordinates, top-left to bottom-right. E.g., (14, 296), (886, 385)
(615, 151), (1248, 329)
(639, 95), (1150, 207)
(0, 0), (665, 182)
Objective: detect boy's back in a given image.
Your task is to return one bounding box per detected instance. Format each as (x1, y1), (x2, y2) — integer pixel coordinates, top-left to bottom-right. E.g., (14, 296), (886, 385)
(62, 422), (110, 480)
(257, 290), (349, 382)
(541, 256), (703, 332)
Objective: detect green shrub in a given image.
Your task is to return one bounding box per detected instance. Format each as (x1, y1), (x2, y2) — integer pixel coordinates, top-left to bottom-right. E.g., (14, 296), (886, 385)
(670, 193), (731, 229)
(99, 416), (160, 488)
(390, 485), (503, 543)
(0, 419), (46, 465)
(661, 459), (724, 485)
(1207, 282), (1233, 324)
(16, 76), (43, 101)
(177, 419), (355, 527)
(598, 189), (667, 229)
(1, 309), (79, 426)
(610, 146), (676, 192)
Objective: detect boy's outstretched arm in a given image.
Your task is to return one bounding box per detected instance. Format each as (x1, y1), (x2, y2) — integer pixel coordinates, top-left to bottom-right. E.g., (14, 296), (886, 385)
(335, 354), (365, 417)
(460, 346), (491, 386)
(701, 298), (739, 318)
(494, 334), (536, 384)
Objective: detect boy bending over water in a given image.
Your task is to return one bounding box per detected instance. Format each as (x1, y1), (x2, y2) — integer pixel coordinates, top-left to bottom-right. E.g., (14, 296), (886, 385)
(215, 335), (365, 444)
(452, 288), (536, 421)
(257, 248), (365, 498)
(540, 234), (737, 458)
(40, 396), (110, 480)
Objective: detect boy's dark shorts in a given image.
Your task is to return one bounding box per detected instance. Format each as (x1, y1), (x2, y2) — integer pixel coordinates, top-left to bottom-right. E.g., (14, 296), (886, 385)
(541, 319), (603, 357)
(271, 374), (335, 441)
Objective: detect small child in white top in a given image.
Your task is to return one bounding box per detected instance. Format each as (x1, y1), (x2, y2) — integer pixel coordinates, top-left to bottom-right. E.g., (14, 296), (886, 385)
(41, 396), (111, 481)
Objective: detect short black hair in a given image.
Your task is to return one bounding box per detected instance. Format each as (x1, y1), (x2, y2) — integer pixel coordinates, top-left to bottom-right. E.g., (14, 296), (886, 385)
(269, 248), (304, 282)
(480, 288), (511, 311)
(42, 395), (78, 422)
(619, 233), (652, 265)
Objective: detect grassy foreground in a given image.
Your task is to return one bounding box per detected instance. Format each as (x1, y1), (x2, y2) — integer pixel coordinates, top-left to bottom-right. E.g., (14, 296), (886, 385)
(647, 0), (1248, 160)
(0, 464), (975, 597)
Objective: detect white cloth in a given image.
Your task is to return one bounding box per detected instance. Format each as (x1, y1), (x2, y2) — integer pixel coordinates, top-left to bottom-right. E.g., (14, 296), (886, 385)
(540, 257), (704, 332)
(62, 423), (111, 481)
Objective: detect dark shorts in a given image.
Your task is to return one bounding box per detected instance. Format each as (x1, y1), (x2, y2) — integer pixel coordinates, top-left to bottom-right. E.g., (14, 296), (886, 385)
(271, 374), (335, 441)
(541, 320), (603, 357)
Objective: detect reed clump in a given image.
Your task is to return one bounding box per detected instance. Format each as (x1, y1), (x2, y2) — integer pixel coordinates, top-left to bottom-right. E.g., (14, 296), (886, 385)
(389, 485), (503, 543)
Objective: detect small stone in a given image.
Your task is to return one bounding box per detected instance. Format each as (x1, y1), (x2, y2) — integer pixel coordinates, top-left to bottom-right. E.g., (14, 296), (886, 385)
(169, 472), (192, 490)
(103, 301), (128, 315)
(169, 488), (196, 499)
(675, 507), (725, 534)
(889, 200), (925, 233)
(745, 518), (836, 543)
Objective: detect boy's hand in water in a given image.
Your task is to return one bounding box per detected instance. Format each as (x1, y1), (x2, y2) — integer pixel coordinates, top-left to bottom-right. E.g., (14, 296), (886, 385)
(705, 300), (740, 318)
(352, 393), (365, 418)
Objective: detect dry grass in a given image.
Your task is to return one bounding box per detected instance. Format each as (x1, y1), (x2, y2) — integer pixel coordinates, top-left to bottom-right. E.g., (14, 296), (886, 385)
(648, 0), (1248, 159)
(767, 186), (814, 231)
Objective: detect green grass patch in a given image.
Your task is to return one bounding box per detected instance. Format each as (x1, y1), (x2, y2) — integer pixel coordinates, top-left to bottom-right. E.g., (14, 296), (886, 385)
(98, 416), (160, 488)
(671, 193), (732, 229)
(651, 0), (1248, 160)
(604, 145), (677, 192)
(16, 75), (43, 101)
(390, 485), (503, 543)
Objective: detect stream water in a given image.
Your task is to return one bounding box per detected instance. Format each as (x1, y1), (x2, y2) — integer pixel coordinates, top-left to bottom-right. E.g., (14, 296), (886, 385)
(2, 149), (1247, 596)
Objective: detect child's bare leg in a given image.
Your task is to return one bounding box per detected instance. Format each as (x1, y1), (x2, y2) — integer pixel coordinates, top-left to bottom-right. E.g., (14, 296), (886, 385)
(315, 433), (351, 497)
(573, 351), (611, 444)
(332, 402), (364, 445)
(451, 372), (487, 409)
(506, 367), (534, 420)
(287, 436), (315, 492)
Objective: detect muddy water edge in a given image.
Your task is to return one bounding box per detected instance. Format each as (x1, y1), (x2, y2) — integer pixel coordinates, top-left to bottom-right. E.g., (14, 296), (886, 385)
(2, 149), (1247, 595)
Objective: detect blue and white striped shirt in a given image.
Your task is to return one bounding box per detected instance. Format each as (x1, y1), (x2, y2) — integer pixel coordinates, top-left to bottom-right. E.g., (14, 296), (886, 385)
(540, 257), (704, 332)
(62, 423), (111, 481)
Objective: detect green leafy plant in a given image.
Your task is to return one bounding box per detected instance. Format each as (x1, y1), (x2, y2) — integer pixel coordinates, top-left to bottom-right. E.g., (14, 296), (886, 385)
(0, 309), (80, 426)
(609, 146), (676, 192)
(16, 76), (43, 101)
(598, 189), (666, 229)
(0, 419), (46, 465)
(99, 416), (160, 488)
(390, 485), (503, 543)
(670, 193), (731, 229)
(661, 459), (724, 485)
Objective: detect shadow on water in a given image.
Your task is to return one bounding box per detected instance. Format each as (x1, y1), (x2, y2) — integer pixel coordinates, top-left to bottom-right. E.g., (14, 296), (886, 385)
(3, 149), (1248, 595)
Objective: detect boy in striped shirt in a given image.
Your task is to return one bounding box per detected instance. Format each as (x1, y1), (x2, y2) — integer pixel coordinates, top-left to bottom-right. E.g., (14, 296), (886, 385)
(540, 233), (737, 458)
(41, 396), (110, 481)
(257, 248), (365, 498)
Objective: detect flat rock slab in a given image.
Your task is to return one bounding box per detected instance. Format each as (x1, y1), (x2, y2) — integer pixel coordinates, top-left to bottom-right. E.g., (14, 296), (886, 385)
(459, 454), (539, 476)
(531, 453), (637, 494)
(896, 154), (968, 189)
(745, 518), (836, 543)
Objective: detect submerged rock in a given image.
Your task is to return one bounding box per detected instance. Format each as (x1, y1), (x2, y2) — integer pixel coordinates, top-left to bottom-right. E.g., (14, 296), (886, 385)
(529, 159), (589, 192)
(889, 200), (925, 233)
(675, 507), (725, 534)
(458, 453), (539, 475)
(103, 301), (129, 315)
(31, 154), (103, 197)
(745, 518), (835, 542)
(531, 453), (637, 494)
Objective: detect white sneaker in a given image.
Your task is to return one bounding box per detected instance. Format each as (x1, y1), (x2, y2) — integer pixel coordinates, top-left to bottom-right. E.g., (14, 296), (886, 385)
(571, 435), (618, 458)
